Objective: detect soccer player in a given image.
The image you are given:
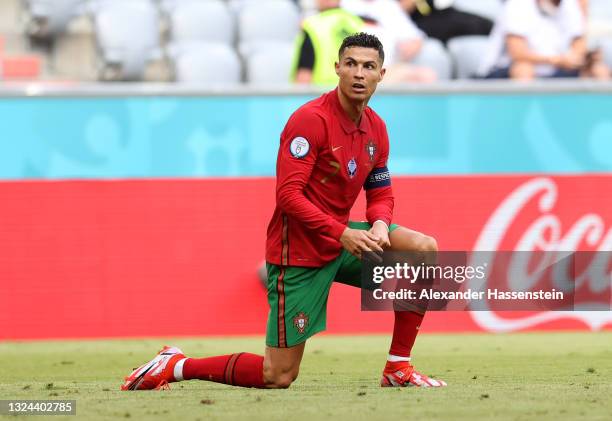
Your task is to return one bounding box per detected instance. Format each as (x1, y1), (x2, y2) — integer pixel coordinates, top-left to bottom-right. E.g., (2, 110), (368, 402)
(121, 33), (446, 391)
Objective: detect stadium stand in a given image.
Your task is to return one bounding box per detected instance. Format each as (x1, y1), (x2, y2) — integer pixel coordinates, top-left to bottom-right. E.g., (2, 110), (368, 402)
(602, 38), (612, 69)
(246, 41), (294, 85)
(0, 0), (610, 83)
(411, 38), (452, 80)
(238, 0), (300, 56)
(25, 0), (85, 42)
(453, 0), (502, 21)
(93, 0), (161, 81)
(165, 0), (235, 46)
(170, 41), (241, 84)
(447, 35), (490, 79)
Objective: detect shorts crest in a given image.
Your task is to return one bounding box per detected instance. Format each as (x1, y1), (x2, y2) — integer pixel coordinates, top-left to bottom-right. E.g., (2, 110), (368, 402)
(293, 312), (309, 334)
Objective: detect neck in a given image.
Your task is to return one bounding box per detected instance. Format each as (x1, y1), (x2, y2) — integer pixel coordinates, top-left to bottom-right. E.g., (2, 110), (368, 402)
(336, 89), (367, 125)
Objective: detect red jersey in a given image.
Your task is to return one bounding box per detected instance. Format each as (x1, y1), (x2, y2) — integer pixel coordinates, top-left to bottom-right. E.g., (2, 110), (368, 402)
(266, 89), (394, 267)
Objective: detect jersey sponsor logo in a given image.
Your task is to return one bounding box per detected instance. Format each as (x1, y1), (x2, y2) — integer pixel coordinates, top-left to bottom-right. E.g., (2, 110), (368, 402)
(293, 312), (309, 334)
(347, 158), (357, 178)
(364, 166), (391, 189)
(289, 137), (310, 158)
(366, 140), (377, 162)
(331, 145), (343, 152)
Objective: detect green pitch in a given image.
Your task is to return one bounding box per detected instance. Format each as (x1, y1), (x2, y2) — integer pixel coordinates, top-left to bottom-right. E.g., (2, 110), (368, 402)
(1, 332), (611, 420)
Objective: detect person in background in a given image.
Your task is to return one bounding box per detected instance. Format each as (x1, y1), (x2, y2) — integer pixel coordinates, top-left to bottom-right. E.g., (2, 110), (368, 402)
(576, 0), (610, 79)
(398, 0), (493, 44)
(478, 0), (609, 80)
(292, 0), (364, 86)
(342, 0), (437, 82)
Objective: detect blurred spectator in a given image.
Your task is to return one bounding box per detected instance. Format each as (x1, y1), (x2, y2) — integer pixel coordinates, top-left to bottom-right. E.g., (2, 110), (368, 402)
(292, 0), (364, 85)
(478, 0), (610, 80)
(398, 0), (493, 44)
(342, 0), (437, 82)
(577, 0), (610, 78)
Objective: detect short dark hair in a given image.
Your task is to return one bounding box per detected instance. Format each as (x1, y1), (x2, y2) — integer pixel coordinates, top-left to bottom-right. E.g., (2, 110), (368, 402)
(338, 32), (385, 64)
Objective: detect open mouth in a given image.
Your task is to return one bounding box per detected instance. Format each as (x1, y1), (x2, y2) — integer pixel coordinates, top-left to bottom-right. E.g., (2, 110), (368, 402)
(352, 83), (366, 91)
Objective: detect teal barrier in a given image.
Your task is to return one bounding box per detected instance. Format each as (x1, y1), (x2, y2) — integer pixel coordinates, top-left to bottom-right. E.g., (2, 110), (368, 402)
(1, 92), (611, 179)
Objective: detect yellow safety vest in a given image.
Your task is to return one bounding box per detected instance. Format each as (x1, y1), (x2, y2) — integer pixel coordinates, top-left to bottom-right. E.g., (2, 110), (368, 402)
(292, 8), (364, 86)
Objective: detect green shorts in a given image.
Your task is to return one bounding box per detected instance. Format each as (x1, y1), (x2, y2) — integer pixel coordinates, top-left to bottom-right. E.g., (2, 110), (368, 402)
(266, 221), (399, 348)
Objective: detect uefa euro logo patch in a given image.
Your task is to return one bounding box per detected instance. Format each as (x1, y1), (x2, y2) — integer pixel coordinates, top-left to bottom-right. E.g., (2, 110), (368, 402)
(290, 137), (310, 158)
(293, 312), (309, 334)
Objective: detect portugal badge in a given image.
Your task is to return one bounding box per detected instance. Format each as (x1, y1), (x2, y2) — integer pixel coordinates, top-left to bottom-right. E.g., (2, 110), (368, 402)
(293, 312), (309, 334)
(365, 140), (377, 162)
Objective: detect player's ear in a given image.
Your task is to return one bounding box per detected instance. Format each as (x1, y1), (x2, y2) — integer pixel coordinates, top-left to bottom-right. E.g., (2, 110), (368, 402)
(335, 61), (340, 76)
(379, 67), (386, 82)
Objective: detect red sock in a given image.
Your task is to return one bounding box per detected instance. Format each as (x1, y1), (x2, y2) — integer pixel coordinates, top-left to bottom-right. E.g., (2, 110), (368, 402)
(183, 353), (266, 388)
(389, 311), (424, 358)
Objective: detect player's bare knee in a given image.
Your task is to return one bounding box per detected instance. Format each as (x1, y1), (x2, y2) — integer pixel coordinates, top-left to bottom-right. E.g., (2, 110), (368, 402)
(418, 235), (438, 253)
(275, 374), (295, 389)
(265, 372), (295, 389)
(263, 363), (299, 389)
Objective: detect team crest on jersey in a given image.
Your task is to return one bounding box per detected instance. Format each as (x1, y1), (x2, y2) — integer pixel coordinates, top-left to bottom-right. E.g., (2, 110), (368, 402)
(365, 140), (377, 162)
(293, 312), (309, 334)
(290, 137), (310, 158)
(347, 158), (357, 178)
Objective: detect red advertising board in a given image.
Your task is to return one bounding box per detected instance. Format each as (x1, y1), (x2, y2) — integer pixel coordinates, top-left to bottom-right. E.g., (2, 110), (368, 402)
(0, 175), (610, 339)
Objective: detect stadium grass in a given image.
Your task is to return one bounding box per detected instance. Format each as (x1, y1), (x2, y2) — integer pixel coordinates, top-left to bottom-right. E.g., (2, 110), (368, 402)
(1, 332), (611, 420)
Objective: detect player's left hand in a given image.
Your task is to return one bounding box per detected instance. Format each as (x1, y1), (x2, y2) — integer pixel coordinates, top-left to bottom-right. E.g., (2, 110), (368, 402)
(369, 221), (391, 249)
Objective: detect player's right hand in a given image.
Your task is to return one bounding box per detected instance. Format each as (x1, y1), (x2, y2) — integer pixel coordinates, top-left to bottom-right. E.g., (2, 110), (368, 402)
(340, 228), (384, 261)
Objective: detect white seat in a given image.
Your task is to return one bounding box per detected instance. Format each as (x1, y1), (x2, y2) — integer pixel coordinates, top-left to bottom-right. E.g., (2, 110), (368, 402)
(167, 0), (234, 45)
(447, 35), (490, 79)
(453, 0), (502, 21)
(412, 38), (453, 80)
(246, 41), (294, 85)
(26, 0), (87, 37)
(590, 0), (612, 19)
(170, 42), (242, 85)
(238, 0), (300, 56)
(600, 37), (612, 70)
(94, 0), (160, 80)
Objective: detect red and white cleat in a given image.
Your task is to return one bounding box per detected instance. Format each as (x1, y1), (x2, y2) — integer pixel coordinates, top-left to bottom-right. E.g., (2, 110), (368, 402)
(381, 362), (447, 388)
(121, 346), (185, 391)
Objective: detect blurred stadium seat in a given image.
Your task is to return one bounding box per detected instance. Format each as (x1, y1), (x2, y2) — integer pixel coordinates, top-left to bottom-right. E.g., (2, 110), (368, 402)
(447, 35), (490, 79)
(453, 0), (502, 21)
(412, 38), (453, 80)
(238, 0), (300, 56)
(2, 0), (611, 84)
(166, 0), (235, 46)
(93, 0), (161, 81)
(25, 0), (86, 41)
(170, 42), (241, 85)
(590, 0), (612, 20)
(246, 41), (294, 85)
(601, 37), (612, 69)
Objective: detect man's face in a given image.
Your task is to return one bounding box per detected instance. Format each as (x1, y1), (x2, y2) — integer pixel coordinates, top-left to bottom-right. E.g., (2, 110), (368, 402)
(335, 46), (385, 102)
(316, 0), (340, 11)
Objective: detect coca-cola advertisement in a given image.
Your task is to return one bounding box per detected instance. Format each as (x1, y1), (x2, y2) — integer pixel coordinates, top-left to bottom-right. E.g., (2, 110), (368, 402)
(0, 175), (610, 339)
